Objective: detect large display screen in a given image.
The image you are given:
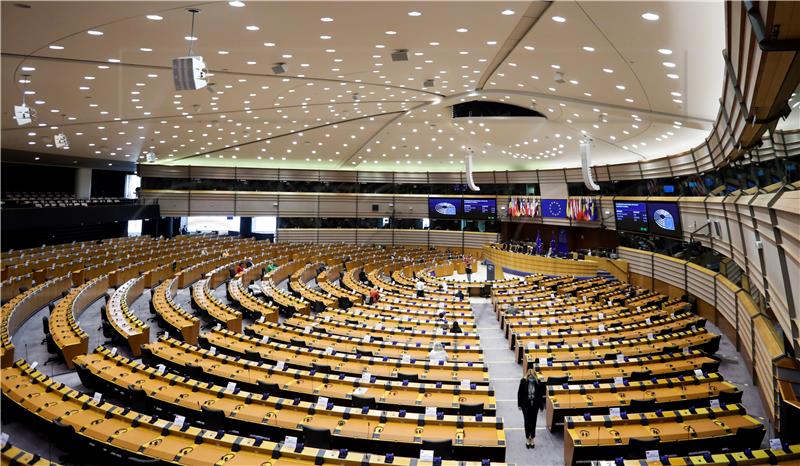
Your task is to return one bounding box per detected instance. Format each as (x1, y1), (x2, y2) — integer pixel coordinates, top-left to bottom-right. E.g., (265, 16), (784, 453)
(463, 198), (497, 219)
(541, 199), (567, 218)
(647, 202), (683, 238)
(614, 202), (649, 233)
(428, 197), (462, 219)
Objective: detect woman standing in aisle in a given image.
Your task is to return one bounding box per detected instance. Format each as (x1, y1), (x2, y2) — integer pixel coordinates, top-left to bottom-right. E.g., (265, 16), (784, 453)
(517, 374), (545, 448)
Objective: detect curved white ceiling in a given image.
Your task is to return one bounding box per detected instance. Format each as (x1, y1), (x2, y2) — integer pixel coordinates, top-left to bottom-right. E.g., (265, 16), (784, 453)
(1, 1), (725, 172)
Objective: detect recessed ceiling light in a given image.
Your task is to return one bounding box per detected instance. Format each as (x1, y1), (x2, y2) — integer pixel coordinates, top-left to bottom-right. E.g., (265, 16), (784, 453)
(375, 44), (385, 48)
(524, 45), (535, 51)
(616, 84), (626, 90)
(672, 98), (683, 103)
(320, 34), (332, 39)
(429, 41), (440, 46)
(185, 36), (197, 41)
(79, 86), (90, 90)
(264, 42), (276, 47)
(582, 46), (595, 52)
(246, 25), (259, 31)
(603, 68), (614, 73)
(662, 61), (676, 68)
(228, 1), (245, 7)
(49, 45), (64, 50)
(217, 50), (229, 54)
(641, 12), (660, 21)
(21, 66), (35, 71)
(456, 27), (468, 32)
(282, 53), (293, 58)
(87, 30), (103, 36)
(550, 64), (560, 69)
(408, 11), (422, 16)
(552, 15), (566, 23)
(385, 30), (397, 35)
(670, 91), (682, 97)
(658, 48), (672, 55)
(84, 76), (95, 80)
(146, 14), (163, 20)
(501, 9), (515, 15)
(97, 65), (109, 69)
(107, 58), (120, 63)
(486, 40), (497, 45)
(320, 16), (333, 22)
(140, 47), (152, 52)
(666, 73), (679, 79)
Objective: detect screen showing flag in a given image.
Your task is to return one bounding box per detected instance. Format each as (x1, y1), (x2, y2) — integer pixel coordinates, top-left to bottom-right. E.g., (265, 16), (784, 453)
(541, 199), (567, 218)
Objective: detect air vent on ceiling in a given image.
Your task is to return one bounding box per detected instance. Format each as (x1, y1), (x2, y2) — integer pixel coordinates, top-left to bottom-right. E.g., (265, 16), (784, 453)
(451, 100), (546, 118)
(391, 49), (409, 62)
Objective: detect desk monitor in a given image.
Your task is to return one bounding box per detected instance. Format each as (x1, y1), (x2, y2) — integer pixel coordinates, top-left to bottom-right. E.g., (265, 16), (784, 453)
(462, 198), (497, 220)
(614, 201), (648, 233)
(428, 198), (463, 219)
(647, 202), (683, 238)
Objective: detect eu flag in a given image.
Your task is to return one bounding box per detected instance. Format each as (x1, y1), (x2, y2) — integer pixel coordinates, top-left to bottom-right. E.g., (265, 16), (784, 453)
(541, 199), (567, 218)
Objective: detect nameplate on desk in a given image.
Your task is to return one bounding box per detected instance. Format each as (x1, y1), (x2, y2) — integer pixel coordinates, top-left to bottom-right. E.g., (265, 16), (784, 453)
(92, 392), (103, 403)
(598, 312), (604, 319)
(538, 357), (548, 366)
(30, 361), (38, 370)
(425, 407), (437, 417)
(209, 346), (216, 355)
(598, 324), (605, 332)
(325, 347), (334, 355)
(401, 354), (411, 364)
(770, 438), (783, 450)
(316, 397), (329, 409)
(111, 347), (118, 355)
(616, 354), (625, 363)
(710, 399), (720, 409)
(647, 333), (654, 340)
(645, 450), (660, 462)
(420, 450), (435, 462)
(284, 436), (298, 449)
(646, 317), (652, 325)
(592, 339), (600, 346)
(276, 361), (286, 370)
(361, 372), (371, 383)
(460, 379), (471, 390)
(262, 335), (270, 344)
(694, 369), (704, 378)
(363, 335), (372, 343)
(353, 387), (368, 395)
(610, 407), (620, 417)
(258, 316), (265, 323)
(614, 377), (624, 385)
(174, 415), (185, 428)
(156, 364), (166, 374)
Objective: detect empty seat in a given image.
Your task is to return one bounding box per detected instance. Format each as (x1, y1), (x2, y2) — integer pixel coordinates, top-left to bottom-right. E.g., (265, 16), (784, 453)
(717, 390), (743, 405)
(350, 394), (376, 409)
(459, 403), (484, 416)
(628, 398), (657, 413)
(301, 425), (332, 449)
(733, 424), (766, 449)
(421, 439), (453, 460)
(626, 437), (661, 459)
(629, 370), (652, 381)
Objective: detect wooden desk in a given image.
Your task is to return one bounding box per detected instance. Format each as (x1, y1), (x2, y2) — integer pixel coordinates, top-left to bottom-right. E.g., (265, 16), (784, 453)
(564, 405), (764, 466)
(144, 337), (497, 414)
(106, 277), (149, 357)
(602, 444), (800, 466)
(1, 442), (60, 466)
(75, 348), (505, 461)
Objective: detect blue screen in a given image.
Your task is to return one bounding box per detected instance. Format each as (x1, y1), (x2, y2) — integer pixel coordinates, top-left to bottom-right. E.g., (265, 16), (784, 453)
(614, 202), (648, 233)
(428, 198), (462, 218)
(541, 199), (567, 218)
(463, 198), (497, 219)
(663, 185), (675, 193)
(647, 202), (682, 238)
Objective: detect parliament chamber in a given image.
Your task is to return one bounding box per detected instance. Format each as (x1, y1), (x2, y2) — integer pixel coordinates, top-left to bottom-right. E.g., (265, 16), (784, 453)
(1, 1), (800, 465)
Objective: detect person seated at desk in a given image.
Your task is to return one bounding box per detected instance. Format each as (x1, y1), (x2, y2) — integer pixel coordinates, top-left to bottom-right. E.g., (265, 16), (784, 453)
(368, 288), (380, 304)
(450, 320), (462, 334)
(235, 262), (245, 275)
(429, 342), (448, 362)
(507, 304), (519, 316)
(455, 290), (465, 301)
(358, 270), (368, 283)
(415, 280), (425, 297)
(266, 262), (278, 273)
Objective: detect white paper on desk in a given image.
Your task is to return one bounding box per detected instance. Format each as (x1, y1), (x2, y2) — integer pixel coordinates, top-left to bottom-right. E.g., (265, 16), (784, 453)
(226, 382), (237, 392)
(360, 372), (371, 383)
(0, 432), (8, 448)
(262, 335), (270, 344)
(157, 364), (166, 374)
(549, 317), (557, 323)
(111, 347), (118, 355)
(460, 379), (472, 390)
(209, 346), (216, 355)
(646, 317), (652, 325)
(614, 377), (624, 385)
(694, 369), (704, 377)
(30, 361), (39, 370)
(316, 397), (329, 409)
(598, 312), (604, 319)
(637, 306), (642, 312)
(538, 357), (548, 366)
(92, 392), (103, 403)
(303, 327), (312, 334)
(284, 436), (298, 449)
(174, 415), (185, 427)
(258, 316), (265, 323)
(276, 361), (285, 370)
(770, 438), (783, 450)
(592, 338), (600, 346)
(420, 450), (435, 462)
(645, 450), (660, 462)
(362, 335), (371, 343)
(425, 406), (437, 417)
(616, 354), (625, 363)
(353, 387), (368, 395)
(610, 407), (620, 417)
(583, 296), (587, 302)
(598, 324), (605, 332)
(324, 316), (331, 322)
(710, 399), (720, 409)
(550, 293), (555, 299)
(401, 354), (411, 364)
